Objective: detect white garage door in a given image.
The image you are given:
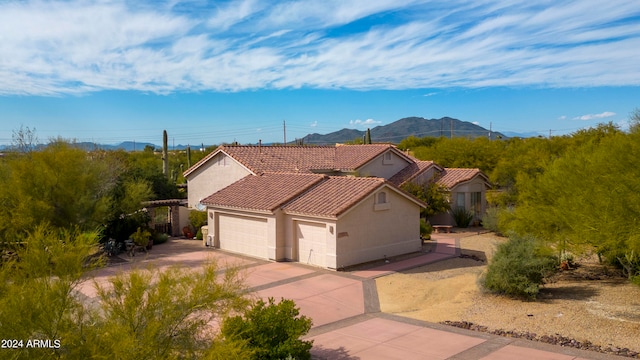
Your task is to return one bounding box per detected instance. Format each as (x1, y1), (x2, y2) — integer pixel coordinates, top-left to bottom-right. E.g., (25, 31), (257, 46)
(297, 221), (327, 268)
(218, 214), (268, 259)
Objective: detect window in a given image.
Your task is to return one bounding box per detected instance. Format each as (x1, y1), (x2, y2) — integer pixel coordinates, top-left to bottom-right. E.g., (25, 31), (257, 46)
(470, 192), (482, 216)
(456, 192), (465, 209)
(382, 151), (394, 165)
(374, 191), (391, 211)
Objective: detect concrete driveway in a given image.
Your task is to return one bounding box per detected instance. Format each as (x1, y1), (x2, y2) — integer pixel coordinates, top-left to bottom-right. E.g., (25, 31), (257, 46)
(79, 237), (620, 360)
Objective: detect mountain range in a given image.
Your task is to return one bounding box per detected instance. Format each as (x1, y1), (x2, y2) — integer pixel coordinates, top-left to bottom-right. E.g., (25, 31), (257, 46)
(1, 117), (513, 151)
(299, 117), (507, 145)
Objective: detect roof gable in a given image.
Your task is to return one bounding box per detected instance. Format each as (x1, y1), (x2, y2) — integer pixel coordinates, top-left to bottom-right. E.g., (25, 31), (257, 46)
(437, 168), (490, 188)
(184, 144), (418, 178)
(334, 144), (414, 171)
(283, 176), (425, 218)
(388, 160), (441, 186)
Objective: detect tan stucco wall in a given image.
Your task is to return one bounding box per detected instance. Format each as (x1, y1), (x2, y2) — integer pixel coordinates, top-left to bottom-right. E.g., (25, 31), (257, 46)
(334, 188), (422, 269)
(186, 153), (251, 208)
(357, 150), (411, 179)
(179, 207), (193, 233)
(413, 167), (438, 183)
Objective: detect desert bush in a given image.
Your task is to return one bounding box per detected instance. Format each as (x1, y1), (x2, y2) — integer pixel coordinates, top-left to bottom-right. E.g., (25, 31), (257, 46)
(0, 224), (271, 359)
(80, 263), (250, 359)
(130, 227), (151, 247)
(153, 232), (169, 245)
(189, 210), (207, 230)
(420, 218), (432, 238)
(451, 207), (473, 228)
(481, 234), (557, 300)
(481, 206), (501, 234)
(221, 297), (313, 360)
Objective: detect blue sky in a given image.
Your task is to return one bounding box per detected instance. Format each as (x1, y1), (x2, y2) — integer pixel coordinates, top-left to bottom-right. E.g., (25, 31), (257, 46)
(1, 0), (640, 146)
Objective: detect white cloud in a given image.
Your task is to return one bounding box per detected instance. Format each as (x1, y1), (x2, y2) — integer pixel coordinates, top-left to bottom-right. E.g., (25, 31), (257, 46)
(310, 121), (318, 127)
(423, 92), (437, 97)
(1, 1), (640, 95)
(573, 111), (616, 121)
(558, 115), (567, 120)
(350, 119), (381, 127)
(472, 121), (480, 125)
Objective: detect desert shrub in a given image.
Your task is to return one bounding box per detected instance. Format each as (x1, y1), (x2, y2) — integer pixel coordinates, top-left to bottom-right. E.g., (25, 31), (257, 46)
(196, 227), (204, 240)
(130, 227), (151, 247)
(81, 263), (250, 359)
(481, 234), (557, 300)
(451, 207), (473, 228)
(420, 218), (432, 238)
(154, 232), (169, 245)
(189, 210), (207, 230)
(221, 297), (313, 360)
(481, 206), (501, 234)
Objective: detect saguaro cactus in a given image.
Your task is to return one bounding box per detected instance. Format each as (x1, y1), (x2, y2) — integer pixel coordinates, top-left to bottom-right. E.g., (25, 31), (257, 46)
(187, 145), (192, 168)
(162, 130), (169, 178)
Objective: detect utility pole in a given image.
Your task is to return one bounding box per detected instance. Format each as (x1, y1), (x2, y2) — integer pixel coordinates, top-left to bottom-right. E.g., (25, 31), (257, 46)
(283, 120), (287, 145)
(489, 122), (492, 139)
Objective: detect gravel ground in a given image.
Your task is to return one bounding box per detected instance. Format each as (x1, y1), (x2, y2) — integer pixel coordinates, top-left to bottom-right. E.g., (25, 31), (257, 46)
(376, 232), (640, 357)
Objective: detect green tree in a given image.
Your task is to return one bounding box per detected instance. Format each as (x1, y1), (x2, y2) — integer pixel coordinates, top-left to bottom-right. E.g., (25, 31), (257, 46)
(221, 297), (313, 360)
(0, 140), (119, 241)
(401, 180), (451, 219)
(503, 123), (640, 280)
(0, 226), (104, 359)
(0, 225), (254, 359)
(79, 263), (250, 359)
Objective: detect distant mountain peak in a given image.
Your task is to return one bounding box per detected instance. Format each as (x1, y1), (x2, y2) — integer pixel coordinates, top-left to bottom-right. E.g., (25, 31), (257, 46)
(300, 116), (506, 145)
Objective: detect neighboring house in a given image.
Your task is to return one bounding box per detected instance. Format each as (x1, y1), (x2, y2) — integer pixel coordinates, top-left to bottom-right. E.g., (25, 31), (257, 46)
(183, 144), (489, 269)
(388, 163), (491, 226)
(435, 168), (491, 225)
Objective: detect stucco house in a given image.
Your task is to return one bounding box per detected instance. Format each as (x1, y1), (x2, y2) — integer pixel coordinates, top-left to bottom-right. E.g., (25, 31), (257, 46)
(183, 144), (489, 269)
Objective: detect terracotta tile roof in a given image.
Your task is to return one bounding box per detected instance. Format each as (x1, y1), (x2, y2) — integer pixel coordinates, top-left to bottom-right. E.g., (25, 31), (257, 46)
(184, 144), (415, 177)
(222, 146), (336, 173)
(201, 173), (325, 211)
(388, 160), (439, 186)
(282, 176), (388, 217)
(437, 168), (489, 188)
(334, 144), (396, 170)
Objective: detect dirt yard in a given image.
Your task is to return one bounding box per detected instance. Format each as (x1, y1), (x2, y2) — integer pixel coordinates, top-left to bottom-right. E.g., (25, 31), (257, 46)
(376, 232), (640, 355)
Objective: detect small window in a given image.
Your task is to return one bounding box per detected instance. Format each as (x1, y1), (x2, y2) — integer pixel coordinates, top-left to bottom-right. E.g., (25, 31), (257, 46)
(456, 192), (465, 209)
(382, 151), (394, 165)
(471, 192), (482, 216)
(374, 191), (391, 211)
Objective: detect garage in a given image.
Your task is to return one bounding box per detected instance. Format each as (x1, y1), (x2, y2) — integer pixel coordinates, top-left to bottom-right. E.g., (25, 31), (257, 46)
(296, 221), (327, 268)
(218, 214), (268, 259)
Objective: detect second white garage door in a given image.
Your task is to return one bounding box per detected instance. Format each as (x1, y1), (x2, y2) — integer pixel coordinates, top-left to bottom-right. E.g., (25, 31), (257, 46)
(296, 221), (327, 268)
(218, 214), (268, 259)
